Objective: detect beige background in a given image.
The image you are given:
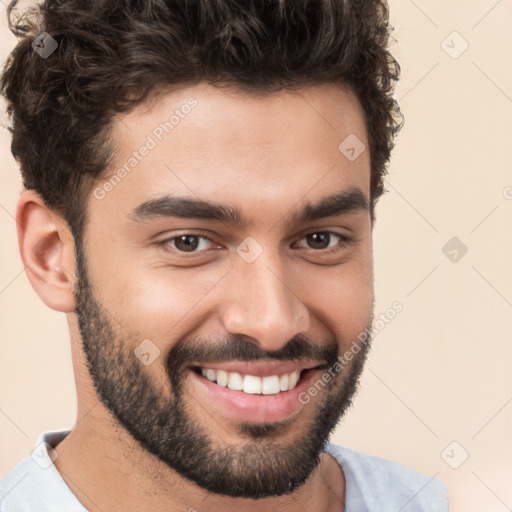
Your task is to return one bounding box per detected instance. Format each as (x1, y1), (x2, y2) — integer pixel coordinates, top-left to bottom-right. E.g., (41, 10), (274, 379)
(1, 1), (511, 510)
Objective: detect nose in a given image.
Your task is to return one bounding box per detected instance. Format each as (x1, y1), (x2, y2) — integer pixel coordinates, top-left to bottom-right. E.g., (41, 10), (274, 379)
(220, 252), (311, 353)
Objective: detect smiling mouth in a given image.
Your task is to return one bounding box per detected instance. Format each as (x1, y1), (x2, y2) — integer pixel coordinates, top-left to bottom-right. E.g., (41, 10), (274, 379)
(190, 366), (318, 395)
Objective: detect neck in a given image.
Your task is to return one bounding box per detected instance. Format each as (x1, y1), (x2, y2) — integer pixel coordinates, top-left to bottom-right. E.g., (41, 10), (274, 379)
(53, 405), (345, 512)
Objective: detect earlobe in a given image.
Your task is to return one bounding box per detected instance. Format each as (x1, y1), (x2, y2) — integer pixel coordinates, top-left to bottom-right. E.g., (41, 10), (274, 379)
(16, 190), (77, 313)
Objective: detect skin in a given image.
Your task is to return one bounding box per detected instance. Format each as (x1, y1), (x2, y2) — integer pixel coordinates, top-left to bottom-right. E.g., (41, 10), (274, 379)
(16, 81), (374, 511)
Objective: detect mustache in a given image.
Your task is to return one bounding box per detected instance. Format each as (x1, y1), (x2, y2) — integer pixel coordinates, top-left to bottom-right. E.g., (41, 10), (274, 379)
(165, 334), (340, 382)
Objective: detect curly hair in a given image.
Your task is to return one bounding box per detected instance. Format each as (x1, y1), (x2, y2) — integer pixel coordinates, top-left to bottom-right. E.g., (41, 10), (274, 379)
(1, 0), (403, 238)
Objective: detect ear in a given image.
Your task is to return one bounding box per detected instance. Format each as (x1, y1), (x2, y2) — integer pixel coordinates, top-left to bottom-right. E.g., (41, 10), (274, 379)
(16, 189), (77, 313)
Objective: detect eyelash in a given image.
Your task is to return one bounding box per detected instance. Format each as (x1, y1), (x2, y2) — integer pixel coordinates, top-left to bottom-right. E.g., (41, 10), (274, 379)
(158, 231), (352, 257)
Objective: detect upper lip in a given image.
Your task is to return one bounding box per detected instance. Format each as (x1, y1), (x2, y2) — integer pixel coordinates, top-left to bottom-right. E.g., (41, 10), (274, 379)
(190, 360), (323, 378)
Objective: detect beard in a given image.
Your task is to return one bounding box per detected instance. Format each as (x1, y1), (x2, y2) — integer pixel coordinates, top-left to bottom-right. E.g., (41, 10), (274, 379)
(73, 240), (373, 499)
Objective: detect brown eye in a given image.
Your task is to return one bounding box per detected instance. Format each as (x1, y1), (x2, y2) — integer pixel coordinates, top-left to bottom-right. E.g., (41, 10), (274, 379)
(305, 232), (332, 250)
(296, 231), (350, 252)
(174, 235), (201, 252)
(161, 234), (217, 254)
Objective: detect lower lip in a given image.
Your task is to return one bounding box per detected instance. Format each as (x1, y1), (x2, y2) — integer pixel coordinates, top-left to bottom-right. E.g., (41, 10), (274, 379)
(188, 368), (319, 423)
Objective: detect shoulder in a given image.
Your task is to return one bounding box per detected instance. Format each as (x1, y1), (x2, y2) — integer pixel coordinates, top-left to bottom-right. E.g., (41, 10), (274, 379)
(0, 430), (85, 512)
(324, 443), (449, 511)
(0, 455), (40, 510)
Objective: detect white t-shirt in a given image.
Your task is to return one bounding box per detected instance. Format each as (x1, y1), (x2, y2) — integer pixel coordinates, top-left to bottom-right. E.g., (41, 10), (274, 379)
(0, 430), (449, 511)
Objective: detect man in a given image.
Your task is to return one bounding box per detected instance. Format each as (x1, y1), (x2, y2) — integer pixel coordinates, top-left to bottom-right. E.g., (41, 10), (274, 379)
(0, 0), (449, 510)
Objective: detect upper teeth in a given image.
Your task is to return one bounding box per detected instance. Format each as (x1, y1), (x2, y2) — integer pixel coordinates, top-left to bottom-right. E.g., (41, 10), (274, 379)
(200, 368), (301, 394)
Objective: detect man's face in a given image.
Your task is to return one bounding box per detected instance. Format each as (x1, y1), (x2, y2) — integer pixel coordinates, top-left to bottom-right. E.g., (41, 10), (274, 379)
(74, 82), (374, 498)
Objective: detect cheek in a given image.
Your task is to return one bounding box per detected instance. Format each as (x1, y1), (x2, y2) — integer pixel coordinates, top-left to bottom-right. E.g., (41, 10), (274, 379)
(100, 263), (229, 339)
(305, 255), (373, 346)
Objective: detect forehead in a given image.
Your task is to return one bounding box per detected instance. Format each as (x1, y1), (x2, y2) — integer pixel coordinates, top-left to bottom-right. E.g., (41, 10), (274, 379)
(93, 82), (370, 220)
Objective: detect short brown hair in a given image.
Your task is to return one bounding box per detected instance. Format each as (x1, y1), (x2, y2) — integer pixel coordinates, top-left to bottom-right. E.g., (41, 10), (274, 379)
(1, 0), (403, 238)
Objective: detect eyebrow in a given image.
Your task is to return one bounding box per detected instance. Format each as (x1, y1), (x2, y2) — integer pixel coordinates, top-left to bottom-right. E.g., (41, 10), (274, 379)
(129, 187), (369, 229)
